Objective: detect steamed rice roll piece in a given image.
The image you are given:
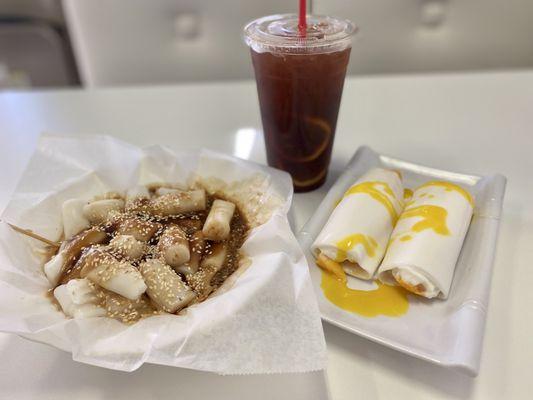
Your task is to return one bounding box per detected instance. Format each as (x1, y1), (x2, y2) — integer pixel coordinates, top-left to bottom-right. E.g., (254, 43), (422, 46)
(115, 217), (161, 242)
(150, 189), (206, 216)
(188, 243), (227, 299)
(125, 185), (150, 209)
(378, 181), (474, 299)
(83, 199), (125, 224)
(53, 278), (106, 318)
(125, 185), (151, 212)
(176, 231), (205, 276)
(139, 259), (196, 313)
(126, 189), (206, 216)
(311, 168), (403, 280)
(158, 225), (190, 267)
(79, 248), (147, 300)
(44, 227), (108, 285)
(126, 185), (150, 202)
(109, 234), (146, 260)
(102, 292), (155, 323)
(44, 252), (66, 286)
(62, 199), (91, 239)
(155, 187), (180, 196)
(202, 199), (235, 241)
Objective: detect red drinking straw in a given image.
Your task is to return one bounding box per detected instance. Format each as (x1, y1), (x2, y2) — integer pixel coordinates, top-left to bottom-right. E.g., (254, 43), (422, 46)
(298, 0), (307, 36)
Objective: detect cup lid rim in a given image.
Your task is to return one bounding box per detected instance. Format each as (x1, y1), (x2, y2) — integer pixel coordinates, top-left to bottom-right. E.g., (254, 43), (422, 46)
(244, 13), (357, 54)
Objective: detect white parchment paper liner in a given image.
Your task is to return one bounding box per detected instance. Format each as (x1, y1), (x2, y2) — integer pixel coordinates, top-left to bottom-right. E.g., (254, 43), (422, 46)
(0, 134), (326, 373)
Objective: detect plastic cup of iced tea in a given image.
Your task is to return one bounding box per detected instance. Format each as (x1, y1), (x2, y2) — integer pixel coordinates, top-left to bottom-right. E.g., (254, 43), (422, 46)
(244, 14), (356, 192)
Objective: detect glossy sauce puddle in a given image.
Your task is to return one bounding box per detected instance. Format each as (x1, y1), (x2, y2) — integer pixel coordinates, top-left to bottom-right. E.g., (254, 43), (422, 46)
(321, 271), (409, 317)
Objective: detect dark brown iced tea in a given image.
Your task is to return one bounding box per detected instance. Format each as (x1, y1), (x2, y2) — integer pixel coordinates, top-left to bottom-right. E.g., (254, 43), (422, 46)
(251, 48), (351, 192)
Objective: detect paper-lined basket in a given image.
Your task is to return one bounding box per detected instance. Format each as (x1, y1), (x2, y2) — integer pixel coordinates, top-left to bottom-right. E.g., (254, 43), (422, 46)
(0, 134), (326, 373)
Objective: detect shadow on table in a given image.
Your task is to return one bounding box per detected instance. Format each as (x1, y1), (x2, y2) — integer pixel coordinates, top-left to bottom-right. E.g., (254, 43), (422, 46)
(0, 334), (328, 400)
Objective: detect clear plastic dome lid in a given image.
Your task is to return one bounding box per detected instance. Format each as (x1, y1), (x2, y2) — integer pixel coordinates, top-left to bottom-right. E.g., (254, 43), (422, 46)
(244, 14), (356, 54)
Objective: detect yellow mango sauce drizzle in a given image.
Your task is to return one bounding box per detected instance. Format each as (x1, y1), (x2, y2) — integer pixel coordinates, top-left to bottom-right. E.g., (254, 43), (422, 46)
(335, 233), (378, 262)
(418, 181), (474, 206)
(399, 205), (451, 236)
(343, 181), (400, 223)
(321, 271), (409, 317)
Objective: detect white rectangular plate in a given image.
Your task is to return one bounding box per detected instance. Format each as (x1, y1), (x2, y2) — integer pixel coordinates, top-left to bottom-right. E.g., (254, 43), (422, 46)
(297, 146), (506, 376)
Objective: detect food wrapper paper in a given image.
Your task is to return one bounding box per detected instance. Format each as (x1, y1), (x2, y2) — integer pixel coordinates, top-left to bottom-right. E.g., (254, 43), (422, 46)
(0, 134), (326, 373)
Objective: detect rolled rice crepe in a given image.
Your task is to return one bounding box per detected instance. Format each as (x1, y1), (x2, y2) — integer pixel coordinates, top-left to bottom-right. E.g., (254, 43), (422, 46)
(115, 217), (161, 242)
(78, 247), (147, 301)
(378, 181), (474, 299)
(54, 279), (106, 319)
(150, 189), (206, 216)
(126, 185), (150, 202)
(139, 259), (196, 313)
(176, 231), (205, 276)
(311, 168), (403, 280)
(44, 227), (108, 285)
(158, 225), (190, 267)
(202, 199), (235, 241)
(125, 185), (151, 211)
(62, 199), (91, 239)
(188, 242), (228, 300)
(83, 260), (147, 301)
(155, 187), (180, 196)
(109, 234), (146, 261)
(83, 199), (125, 224)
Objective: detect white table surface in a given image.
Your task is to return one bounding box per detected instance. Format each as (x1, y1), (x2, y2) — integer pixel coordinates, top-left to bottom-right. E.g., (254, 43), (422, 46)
(0, 71), (532, 400)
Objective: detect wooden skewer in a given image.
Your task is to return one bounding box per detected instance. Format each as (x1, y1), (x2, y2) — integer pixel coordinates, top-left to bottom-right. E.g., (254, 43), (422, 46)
(4, 222), (60, 248)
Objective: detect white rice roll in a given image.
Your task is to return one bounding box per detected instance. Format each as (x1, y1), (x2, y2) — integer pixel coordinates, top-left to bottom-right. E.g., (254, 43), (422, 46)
(109, 234), (146, 260)
(79, 249), (147, 300)
(155, 187), (180, 196)
(176, 231), (205, 276)
(103, 291), (155, 323)
(115, 217), (161, 242)
(378, 181), (474, 299)
(125, 185), (150, 212)
(187, 243), (227, 299)
(158, 225), (190, 267)
(62, 198), (91, 239)
(126, 185), (150, 202)
(311, 168), (403, 280)
(83, 199), (125, 224)
(202, 199), (235, 241)
(150, 189), (206, 216)
(43, 227), (107, 285)
(53, 278), (106, 318)
(139, 259), (196, 313)
(44, 251), (67, 287)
